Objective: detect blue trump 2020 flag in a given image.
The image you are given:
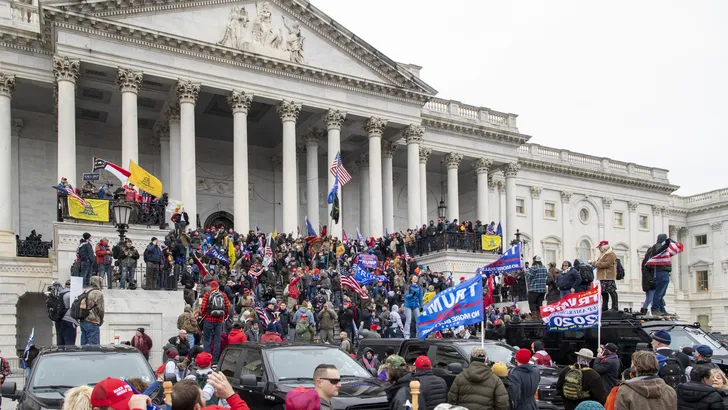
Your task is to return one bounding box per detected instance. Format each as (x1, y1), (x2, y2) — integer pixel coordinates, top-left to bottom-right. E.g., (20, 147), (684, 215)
(417, 275), (484, 339)
(354, 262), (389, 285)
(206, 247), (230, 266)
(477, 243), (522, 277)
(305, 216), (318, 237)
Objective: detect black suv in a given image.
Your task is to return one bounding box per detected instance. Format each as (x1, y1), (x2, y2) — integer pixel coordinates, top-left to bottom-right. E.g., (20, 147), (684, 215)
(505, 311), (728, 372)
(219, 342), (388, 410)
(355, 338), (561, 410)
(4, 345), (156, 410)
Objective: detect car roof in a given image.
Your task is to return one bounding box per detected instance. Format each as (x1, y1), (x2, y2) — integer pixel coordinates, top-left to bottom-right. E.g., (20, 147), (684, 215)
(38, 345), (141, 355)
(225, 341), (342, 351)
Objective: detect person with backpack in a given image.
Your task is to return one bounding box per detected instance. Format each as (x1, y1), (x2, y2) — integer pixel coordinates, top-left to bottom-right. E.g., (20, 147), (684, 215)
(573, 259), (594, 292)
(556, 348), (607, 410)
(589, 241), (618, 312)
(144, 237), (163, 291)
(78, 232), (95, 287)
(651, 330), (690, 388)
(48, 280), (78, 345)
(73, 275), (104, 345)
(200, 280), (230, 364)
(509, 348), (540, 410)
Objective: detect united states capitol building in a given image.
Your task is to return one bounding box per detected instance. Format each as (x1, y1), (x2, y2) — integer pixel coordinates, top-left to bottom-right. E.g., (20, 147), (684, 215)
(0, 0), (726, 361)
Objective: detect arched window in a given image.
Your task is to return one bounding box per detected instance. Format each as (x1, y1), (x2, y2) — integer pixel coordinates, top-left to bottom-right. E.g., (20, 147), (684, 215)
(578, 239), (592, 262)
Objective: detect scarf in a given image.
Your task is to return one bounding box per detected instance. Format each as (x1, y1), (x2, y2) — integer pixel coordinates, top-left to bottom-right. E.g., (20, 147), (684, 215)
(362, 356), (375, 369)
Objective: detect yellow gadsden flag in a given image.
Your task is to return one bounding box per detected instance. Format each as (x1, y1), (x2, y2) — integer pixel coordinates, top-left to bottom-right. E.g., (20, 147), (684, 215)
(128, 160), (163, 198)
(481, 234), (502, 251)
(68, 197), (110, 222)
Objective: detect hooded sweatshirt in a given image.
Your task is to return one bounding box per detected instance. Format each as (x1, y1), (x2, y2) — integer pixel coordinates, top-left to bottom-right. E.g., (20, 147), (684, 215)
(448, 360), (509, 410)
(615, 375), (677, 410)
(85, 276), (105, 325)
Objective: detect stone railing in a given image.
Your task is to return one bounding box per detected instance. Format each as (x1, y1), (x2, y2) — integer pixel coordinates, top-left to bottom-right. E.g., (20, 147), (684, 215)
(57, 197), (168, 229)
(423, 97), (518, 130)
(517, 143), (671, 183)
(671, 188), (728, 209)
(16, 240), (52, 258)
(407, 232), (501, 256)
(3, 1), (41, 32)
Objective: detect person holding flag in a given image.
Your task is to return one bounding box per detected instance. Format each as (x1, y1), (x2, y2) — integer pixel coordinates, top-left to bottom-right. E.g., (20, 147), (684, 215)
(641, 233), (683, 317)
(403, 274), (424, 338)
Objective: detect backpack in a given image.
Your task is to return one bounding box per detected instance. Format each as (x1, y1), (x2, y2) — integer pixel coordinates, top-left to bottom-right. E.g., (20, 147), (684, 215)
(143, 247), (151, 263)
(616, 259), (625, 281)
(70, 260), (80, 277)
(112, 244), (121, 260)
(562, 365), (590, 401)
(578, 265), (594, 284)
(46, 285), (67, 322)
(658, 350), (686, 388)
(195, 372), (220, 405)
(206, 291), (226, 318)
(70, 290), (92, 321)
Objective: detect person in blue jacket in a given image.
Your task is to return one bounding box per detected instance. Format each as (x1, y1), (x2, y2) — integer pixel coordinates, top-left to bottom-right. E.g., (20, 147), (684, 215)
(403, 275), (423, 338)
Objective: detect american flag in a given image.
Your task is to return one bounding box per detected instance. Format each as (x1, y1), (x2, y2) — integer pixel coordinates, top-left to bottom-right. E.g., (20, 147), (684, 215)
(262, 235), (273, 268)
(54, 186), (87, 207)
(330, 151), (352, 185)
(248, 264), (264, 277)
(646, 239), (684, 266)
(255, 304), (271, 328)
(341, 274), (369, 300)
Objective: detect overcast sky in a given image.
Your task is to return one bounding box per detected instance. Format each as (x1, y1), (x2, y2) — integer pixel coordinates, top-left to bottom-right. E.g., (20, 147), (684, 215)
(313, 0), (726, 196)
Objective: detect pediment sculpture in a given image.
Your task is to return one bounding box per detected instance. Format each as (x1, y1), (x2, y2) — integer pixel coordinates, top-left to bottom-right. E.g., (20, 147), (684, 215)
(218, 1), (305, 64)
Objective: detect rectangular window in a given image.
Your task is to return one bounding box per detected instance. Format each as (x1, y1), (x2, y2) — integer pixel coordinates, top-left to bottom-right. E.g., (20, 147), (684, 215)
(697, 314), (711, 332)
(639, 215), (649, 230)
(695, 234), (708, 247)
(220, 349), (241, 378)
(697, 270), (709, 292)
(613, 212), (624, 228)
(516, 198), (526, 215)
(544, 202), (556, 219)
(544, 249), (557, 266)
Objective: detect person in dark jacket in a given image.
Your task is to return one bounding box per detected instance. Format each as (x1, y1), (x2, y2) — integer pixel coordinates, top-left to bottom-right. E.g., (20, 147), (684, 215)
(78, 232), (95, 287)
(245, 321), (262, 342)
(509, 349), (540, 410)
(448, 348), (509, 410)
(676, 365), (724, 410)
(545, 263), (561, 304)
(167, 329), (190, 358)
(411, 356), (447, 410)
(557, 261), (582, 298)
(555, 348), (607, 410)
(131, 327), (153, 361)
(383, 355), (427, 410)
(593, 343), (621, 394)
(144, 237), (163, 290)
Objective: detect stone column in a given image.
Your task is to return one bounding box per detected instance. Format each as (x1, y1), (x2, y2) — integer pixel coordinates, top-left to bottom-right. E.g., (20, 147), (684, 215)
(404, 125), (423, 229)
(669, 225), (681, 292)
(628, 201), (639, 290)
(228, 90), (253, 233)
(117, 68), (143, 169)
(303, 128), (322, 231)
(53, 56), (80, 186)
(661, 207), (670, 234)
(560, 191), (572, 260)
(503, 162), (520, 245)
(357, 155), (370, 237)
(678, 226), (689, 292)
(365, 117), (386, 238)
(0, 73), (15, 252)
(166, 104), (181, 202)
(382, 141), (397, 234)
(324, 109), (347, 239)
(177, 80), (200, 224)
(473, 157), (492, 223)
(11, 118), (21, 235)
(277, 100), (301, 235)
(712, 222), (724, 291)
(445, 152), (463, 222)
(530, 186), (542, 249)
(157, 125), (170, 191)
(419, 148), (431, 225)
(498, 181), (506, 230)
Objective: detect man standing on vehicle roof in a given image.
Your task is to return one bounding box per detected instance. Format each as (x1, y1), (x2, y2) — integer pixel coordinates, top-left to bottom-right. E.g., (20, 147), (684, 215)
(644, 233), (673, 316)
(525, 256), (548, 318)
(314, 363), (340, 410)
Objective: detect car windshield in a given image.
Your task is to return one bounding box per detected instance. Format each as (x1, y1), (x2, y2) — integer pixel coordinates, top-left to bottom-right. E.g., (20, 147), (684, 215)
(31, 352), (154, 391)
(459, 343), (517, 364)
(654, 326), (728, 355)
(266, 348), (371, 381)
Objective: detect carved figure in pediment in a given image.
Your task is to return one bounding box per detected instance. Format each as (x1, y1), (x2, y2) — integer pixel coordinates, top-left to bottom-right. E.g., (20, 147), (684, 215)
(219, 6), (249, 49)
(282, 16), (305, 64)
(253, 1), (282, 48)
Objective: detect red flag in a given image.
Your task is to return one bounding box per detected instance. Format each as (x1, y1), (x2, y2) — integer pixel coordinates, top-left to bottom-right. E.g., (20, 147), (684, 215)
(484, 276), (494, 307)
(341, 274), (369, 300)
(193, 254), (210, 279)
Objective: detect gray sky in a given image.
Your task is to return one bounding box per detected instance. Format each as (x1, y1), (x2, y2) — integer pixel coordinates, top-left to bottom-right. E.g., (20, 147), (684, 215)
(313, 0), (726, 196)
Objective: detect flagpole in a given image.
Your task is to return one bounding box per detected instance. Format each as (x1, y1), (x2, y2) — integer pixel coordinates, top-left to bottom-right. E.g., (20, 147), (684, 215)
(597, 280), (602, 353)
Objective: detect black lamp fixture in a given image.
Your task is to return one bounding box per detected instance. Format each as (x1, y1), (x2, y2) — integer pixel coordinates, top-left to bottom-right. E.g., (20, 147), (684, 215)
(113, 202), (132, 243)
(437, 159), (447, 219)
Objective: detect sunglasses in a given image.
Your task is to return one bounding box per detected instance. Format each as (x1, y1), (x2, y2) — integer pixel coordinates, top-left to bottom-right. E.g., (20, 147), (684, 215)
(320, 377), (341, 384)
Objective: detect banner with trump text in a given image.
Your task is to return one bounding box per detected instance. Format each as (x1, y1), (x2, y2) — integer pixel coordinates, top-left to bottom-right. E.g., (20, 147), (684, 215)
(417, 274), (484, 339)
(540, 287), (600, 332)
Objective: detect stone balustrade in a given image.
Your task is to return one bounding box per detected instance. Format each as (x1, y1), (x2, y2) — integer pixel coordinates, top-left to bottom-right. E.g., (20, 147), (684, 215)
(671, 188), (728, 208)
(423, 97), (518, 130)
(1, 0), (41, 32)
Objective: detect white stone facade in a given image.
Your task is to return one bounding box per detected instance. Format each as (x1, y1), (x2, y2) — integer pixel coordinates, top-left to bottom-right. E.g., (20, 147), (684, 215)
(0, 0), (726, 356)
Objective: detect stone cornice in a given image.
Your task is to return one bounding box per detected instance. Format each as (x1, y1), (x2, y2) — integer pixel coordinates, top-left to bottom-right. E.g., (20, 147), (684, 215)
(518, 158), (679, 193)
(670, 202), (728, 215)
(40, 4), (434, 105)
(421, 115), (529, 146)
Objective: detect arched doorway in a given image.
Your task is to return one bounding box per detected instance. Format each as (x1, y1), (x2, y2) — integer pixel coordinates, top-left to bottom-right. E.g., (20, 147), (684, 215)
(204, 211), (234, 231)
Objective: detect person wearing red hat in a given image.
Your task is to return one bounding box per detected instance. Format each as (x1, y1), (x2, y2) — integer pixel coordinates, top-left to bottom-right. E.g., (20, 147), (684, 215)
(200, 280), (230, 364)
(510, 348), (540, 410)
(90, 378), (136, 410)
(589, 240), (618, 312)
(413, 356), (448, 409)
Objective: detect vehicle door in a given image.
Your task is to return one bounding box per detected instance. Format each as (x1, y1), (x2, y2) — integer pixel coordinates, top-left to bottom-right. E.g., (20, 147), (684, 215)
(429, 345), (464, 387)
(227, 348), (270, 410)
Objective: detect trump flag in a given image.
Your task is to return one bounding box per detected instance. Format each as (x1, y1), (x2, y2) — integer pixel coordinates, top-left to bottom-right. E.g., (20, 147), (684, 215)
(540, 286), (600, 332)
(417, 274), (484, 339)
(477, 243), (522, 277)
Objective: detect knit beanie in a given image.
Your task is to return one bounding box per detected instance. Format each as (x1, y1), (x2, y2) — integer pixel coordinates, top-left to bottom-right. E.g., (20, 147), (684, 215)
(574, 401), (605, 410)
(515, 348), (532, 365)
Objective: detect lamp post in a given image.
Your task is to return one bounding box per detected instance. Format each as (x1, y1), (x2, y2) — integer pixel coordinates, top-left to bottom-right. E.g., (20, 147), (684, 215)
(113, 202), (132, 243)
(437, 159), (447, 219)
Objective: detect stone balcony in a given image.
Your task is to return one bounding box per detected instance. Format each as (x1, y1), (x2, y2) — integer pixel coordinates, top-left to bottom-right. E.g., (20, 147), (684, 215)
(422, 97), (519, 131)
(0, 0), (40, 34)
(670, 188), (728, 211)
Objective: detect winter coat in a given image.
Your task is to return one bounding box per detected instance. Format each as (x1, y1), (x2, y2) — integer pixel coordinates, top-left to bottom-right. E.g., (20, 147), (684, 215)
(386, 374), (427, 410)
(245, 328), (261, 342)
(556, 366), (607, 410)
(317, 308), (338, 331)
(338, 306), (354, 330)
(132, 333), (153, 356)
(359, 349), (381, 371)
(414, 370), (447, 410)
(615, 375), (677, 410)
(85, 276), (105, 325)
(227, 329), (247, 344)
(556, 268), (582, 290)
(94, 243), (111, 265)
(546, 274), (561, 304)
(404, 283), (424, 309)
(167, 335), (189, 357)
(448, 361), (509, 410)
(261, 331), (283, 342)
(177, 312), (199, 334)
(593, 355), (621, 393)
(145, 243), (163, 264)
(78, 241), (94, 263)
(121, 245), (139, 269)
(508, 364), (540, 410)
(676, 381), (724, 410)
(296, 321), (315, 342)
(593, 248), (617, 281)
